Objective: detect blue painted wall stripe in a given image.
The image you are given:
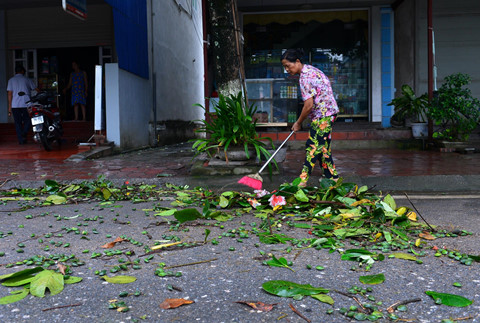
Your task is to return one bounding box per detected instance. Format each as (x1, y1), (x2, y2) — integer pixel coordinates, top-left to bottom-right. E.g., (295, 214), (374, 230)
(104, 0), (149, 79)
(380, 7), (394, 128)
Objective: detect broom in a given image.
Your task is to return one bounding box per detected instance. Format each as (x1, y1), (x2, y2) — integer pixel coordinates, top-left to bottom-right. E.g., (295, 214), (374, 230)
(238, 131), (295, 190)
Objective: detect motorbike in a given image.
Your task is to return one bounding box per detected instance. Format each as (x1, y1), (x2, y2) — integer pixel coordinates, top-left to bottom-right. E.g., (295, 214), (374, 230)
(19, 91), (63, 151)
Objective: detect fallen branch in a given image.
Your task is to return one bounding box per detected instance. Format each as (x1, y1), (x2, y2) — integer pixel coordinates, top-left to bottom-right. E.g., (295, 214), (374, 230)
(310, 200), (346, 207)
(404, 193), (435, 231)
(164, 258), (218, 270)
(387, 298), (421, 313)
(42, 303), (82, 312)
(333, 290), (368, 313)
(289, 303), (311, 323)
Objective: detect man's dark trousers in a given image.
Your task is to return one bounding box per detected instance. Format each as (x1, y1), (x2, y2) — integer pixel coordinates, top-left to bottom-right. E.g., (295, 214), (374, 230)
(11, 108), (31, 144)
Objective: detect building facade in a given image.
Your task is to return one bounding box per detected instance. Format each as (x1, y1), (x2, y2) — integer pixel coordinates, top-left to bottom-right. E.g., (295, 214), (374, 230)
(0, 0), (478, 150)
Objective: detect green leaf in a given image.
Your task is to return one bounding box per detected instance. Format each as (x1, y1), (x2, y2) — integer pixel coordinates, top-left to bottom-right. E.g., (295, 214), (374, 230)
(311, 293), (334, 305)
(262, 280), (328, 298)
(383, 194), (396, 211)
(208, 211), (232, 222)
(266, 255), (294, 272)
(334, 228), (370, 238)
(45, 194), (67, 205)
(219, 196), (229, 208)
(155, 208), (177, 216)
(102, 188), (112, 200)
(258, 232), (293, 244)
(392, 253), (417, 261)
(294, 189), (309, 202)
(174, 208), (202, 224)
(0, 288), (29, 304)
(30, 270), (64, 297)
(204, 229), (211, 243)
(359, 273), (385, 285)
(103, 275), (137, 284)
(1, 275), (36, 287)
(0, 267), (44, 282)
(425, 291), (473, 307)
(64, 276), (83, 284)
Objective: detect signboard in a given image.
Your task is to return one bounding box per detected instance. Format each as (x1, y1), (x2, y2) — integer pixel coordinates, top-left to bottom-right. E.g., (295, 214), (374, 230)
(62, 0), (87, 20)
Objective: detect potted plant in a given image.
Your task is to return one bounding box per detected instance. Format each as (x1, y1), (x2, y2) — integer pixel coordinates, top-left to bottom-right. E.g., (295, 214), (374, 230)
(191, 92), (275, 165)
(427, 73), (480, 143)
(389, 84), (429, 138)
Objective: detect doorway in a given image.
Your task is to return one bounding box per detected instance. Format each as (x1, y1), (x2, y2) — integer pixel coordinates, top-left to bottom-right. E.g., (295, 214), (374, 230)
(36, 47), (99, 121)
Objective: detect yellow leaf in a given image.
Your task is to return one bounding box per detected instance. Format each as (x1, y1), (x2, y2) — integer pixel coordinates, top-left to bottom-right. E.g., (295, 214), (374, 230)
(373, 232), (382, 242)
(407, 211), (417, 221)
(392, 253), (417, 261)
(350, 199), (371, 207)
(396, 207), (407, 216)
(415, 238), (421, 247)
(340, 213), (356, 219)
(150, 240), (183, 251)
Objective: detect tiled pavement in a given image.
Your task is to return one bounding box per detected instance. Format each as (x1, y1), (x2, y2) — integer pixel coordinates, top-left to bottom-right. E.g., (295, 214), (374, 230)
(0, 140), (479, 193)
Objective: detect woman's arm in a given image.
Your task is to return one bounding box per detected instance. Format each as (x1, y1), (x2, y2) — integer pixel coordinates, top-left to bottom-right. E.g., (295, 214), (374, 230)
(292, 97), (313, 132)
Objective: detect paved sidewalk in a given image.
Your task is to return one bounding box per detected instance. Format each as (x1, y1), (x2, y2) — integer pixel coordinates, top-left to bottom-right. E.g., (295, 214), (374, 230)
(0, 141), (479, 193)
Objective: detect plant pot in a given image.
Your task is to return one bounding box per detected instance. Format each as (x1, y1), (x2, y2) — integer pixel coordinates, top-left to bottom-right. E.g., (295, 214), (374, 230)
(217, 148), (255, 161)
(411, 122), (428, 138)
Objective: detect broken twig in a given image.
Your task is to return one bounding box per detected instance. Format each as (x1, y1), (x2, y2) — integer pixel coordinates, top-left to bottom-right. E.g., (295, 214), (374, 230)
(387, 298), (421, 313)
(289, 303), (311, 323)
(404, 193), (435, 231)
(164, 258), (218, 270)
(42, 303), (82, 312)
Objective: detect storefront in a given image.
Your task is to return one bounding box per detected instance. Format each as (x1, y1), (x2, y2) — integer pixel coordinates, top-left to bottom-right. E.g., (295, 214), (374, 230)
(243, 9), (369, 125)
(4, 3), (114, 120)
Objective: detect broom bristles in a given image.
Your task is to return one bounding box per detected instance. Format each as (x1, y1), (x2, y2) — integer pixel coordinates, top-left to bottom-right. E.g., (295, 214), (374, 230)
(238, 173), (263, 190)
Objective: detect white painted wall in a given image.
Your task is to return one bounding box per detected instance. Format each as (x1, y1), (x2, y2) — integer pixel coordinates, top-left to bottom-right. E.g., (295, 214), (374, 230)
(152, 0), (205, 122)
(416, 0), (480, 98)
(105, 63), (151, 149)
(105, 63), (120, 146)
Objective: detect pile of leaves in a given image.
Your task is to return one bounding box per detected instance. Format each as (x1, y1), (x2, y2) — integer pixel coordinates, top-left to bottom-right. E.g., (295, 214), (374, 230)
(0, 176), (477, 321)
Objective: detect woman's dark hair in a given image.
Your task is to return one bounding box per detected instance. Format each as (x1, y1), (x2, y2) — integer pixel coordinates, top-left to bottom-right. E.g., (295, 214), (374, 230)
(281, 49), (305, 63)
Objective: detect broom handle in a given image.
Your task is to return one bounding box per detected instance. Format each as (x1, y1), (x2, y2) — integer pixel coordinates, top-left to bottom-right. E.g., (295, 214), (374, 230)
(258, 131), (295, 174)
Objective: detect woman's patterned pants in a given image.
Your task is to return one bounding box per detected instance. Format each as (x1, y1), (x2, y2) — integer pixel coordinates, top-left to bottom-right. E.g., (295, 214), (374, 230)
(299, 115), (338, 185)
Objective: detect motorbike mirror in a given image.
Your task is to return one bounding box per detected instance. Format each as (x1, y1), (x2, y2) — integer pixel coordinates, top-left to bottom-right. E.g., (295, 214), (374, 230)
(18, 92), (26, 96)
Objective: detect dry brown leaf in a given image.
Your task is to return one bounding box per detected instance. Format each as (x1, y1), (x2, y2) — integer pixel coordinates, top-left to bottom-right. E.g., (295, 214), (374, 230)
(236, 301), (277, 312)
(101, 237), (128, 249)
(419, 232), (436, 240)
(159, 298), (194, 309)
(57, 263), (67, 275)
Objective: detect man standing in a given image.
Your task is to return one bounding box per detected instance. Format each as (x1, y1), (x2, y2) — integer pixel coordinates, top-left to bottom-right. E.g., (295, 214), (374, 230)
(7, 65), (37, 144)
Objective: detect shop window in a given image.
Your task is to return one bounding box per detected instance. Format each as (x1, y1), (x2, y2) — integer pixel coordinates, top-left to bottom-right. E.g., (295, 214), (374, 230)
(244, 10), (369, 123)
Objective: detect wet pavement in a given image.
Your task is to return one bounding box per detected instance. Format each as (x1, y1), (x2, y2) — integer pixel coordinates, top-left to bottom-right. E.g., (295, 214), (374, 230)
(0, 140), (479, 193)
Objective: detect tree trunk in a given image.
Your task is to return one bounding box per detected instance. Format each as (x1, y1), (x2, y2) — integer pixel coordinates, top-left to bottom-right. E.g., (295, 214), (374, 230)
(208, 0), (242, 96)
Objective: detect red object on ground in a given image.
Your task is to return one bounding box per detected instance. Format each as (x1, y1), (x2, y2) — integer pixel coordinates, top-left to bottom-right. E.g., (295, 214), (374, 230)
(238, 175), (263, 190)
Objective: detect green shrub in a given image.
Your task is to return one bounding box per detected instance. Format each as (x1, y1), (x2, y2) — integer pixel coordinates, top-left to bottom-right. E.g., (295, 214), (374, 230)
(429, 73), (480, 141)
(191, 92), (275, 165)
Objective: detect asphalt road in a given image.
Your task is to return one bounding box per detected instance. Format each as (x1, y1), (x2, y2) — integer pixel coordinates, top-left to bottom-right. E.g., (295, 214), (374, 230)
(0, 192), (479, 323)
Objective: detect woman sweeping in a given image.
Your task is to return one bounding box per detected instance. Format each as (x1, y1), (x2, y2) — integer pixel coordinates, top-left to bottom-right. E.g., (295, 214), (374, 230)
(281, 49), (339, 187)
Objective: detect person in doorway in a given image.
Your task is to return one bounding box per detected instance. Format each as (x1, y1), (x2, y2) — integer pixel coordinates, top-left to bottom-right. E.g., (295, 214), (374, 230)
(7, 65), (38, 144)
(281, 49), (339, 187)
(64, 61), (88, 121)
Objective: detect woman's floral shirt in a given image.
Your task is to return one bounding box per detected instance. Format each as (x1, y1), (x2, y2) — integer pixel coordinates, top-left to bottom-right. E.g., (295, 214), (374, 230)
(299, 64), (339, 120)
